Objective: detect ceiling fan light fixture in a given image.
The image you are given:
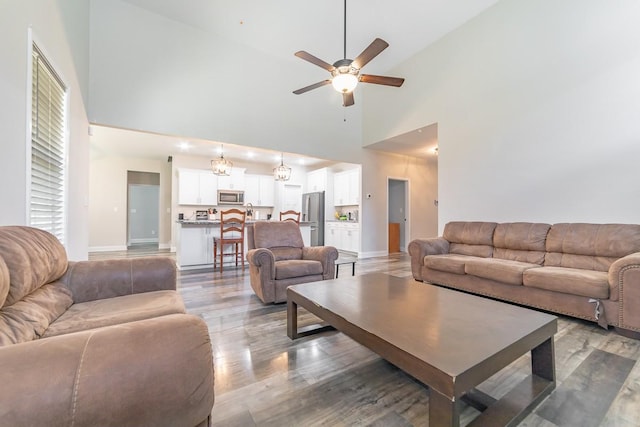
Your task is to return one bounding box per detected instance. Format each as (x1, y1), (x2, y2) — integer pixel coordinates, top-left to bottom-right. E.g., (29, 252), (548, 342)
(331, 72), (358, 93)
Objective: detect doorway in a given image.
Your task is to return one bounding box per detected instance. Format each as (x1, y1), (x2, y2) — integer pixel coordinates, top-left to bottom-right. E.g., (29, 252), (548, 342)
(388, 178), (409, 253)
(127, 171), (160, 248)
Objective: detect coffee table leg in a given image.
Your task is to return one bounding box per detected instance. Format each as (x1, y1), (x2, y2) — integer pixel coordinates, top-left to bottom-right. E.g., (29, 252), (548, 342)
(429, 388), (460, 427)
(532, 336), (555, 382)
(287, 299), (298, 339)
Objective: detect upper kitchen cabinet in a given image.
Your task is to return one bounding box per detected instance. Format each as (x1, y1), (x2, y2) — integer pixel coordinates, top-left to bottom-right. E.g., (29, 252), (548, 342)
(244, 174), (275, 206)
(217, 167), (246, 191)
(306, 167), (329, 192)
(178, 168), (218, 205)
(333, 168), (360, 206)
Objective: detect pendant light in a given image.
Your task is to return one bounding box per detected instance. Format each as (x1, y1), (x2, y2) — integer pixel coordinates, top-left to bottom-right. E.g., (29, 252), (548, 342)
(211, 144), (233, 176)
(273, 153), (291, 181)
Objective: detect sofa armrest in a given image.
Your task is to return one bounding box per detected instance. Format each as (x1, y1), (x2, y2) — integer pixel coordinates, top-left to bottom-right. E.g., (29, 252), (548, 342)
(60, 257), (177, 304)
(0, 314), (214, 427)
(303, 246), (339, 279)
(408, 237), (450, 281)
(608, 252), (640, 332)
(246, 249), (277, 303)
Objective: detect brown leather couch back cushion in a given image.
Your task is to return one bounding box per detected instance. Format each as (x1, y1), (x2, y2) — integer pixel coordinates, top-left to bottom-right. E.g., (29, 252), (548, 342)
(545, 223), (640, 271)
(254, 222), (304, 250)
(493, 222), (550, 265)
(0, 226), (68, 307)
(444, 222), (497, 258)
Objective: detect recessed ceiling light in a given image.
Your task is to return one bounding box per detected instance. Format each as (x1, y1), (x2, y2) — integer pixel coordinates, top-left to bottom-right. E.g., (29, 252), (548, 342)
(179, 142), (190, 151)
(247, 151), (255, 158)
(298, 158), (305, 165)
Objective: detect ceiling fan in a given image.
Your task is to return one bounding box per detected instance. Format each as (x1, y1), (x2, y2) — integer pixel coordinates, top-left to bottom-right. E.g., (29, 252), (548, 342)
(292, 0), (405, 107)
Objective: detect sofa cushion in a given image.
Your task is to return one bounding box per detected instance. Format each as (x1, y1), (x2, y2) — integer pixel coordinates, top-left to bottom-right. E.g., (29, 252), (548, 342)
(275, 260), (323, 280)
(523, 266), (609, 299)
(444, 221), (497, 245)
(444, 222), (497, 258)
(270, 247), (304, 262)
(0, 258), (8, 308)
(254, 221), (304, 250)
(42, 290), (185, 338)
(493, 222), (550, 265)
(465, 258), (541, 286)
(424, 254), (476, 275)
(0, 226), (68, 307)
(0, 282), (73, 346)
(545, 223), (640, 271)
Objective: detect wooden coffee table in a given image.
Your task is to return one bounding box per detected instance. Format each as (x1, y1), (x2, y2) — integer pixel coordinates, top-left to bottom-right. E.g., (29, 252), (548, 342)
(287, 273), (557, 427)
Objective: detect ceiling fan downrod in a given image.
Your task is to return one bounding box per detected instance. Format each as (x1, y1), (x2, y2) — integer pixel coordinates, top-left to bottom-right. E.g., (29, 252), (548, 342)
(343, 0), (347, 60)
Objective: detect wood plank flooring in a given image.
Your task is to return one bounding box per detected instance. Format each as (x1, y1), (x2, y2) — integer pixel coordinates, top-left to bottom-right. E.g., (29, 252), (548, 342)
(89, 249), (640, 426)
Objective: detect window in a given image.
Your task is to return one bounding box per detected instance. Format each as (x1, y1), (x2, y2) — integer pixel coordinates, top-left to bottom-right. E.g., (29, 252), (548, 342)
(30, 44), (67, 243)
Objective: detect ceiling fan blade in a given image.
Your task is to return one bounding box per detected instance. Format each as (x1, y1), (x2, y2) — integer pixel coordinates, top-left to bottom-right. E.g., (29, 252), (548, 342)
(343, 92), (355, 107)
(294, 51), (335, 72)
(352, 38), (389, 69)
(359, 74), (405, 87)
(293, 80), (332, 95)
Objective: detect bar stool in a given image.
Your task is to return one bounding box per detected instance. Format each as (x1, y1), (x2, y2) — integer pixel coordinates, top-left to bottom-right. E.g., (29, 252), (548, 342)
(279, 210), (301, 224)
(213, 209), (246, 272)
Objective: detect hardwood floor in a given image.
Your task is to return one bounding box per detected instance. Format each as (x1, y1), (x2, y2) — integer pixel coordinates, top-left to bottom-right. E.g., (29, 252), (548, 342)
(90, 249), (640, 426)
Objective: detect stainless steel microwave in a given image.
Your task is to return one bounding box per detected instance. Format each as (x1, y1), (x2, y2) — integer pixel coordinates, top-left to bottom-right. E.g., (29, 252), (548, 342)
(217, 190), (244, 205)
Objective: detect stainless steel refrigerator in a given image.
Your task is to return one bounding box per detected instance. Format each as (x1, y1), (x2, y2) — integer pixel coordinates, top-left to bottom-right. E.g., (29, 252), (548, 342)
(301, 191), (325, 246)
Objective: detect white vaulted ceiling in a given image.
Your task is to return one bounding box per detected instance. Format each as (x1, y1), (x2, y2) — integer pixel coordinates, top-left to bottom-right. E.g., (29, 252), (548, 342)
(89, 0), (498, 162)
(120, 0), (499, 77)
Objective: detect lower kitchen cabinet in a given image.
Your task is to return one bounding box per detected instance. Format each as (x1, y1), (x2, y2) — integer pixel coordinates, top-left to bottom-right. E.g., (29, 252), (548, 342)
(325, 222), (360, 254)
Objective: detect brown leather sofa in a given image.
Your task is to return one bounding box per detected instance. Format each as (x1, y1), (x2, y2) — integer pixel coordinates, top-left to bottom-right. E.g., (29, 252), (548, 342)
(0, 226), (214, 426)
(246, 221), (338, 303)
(409, 222), (640, 337)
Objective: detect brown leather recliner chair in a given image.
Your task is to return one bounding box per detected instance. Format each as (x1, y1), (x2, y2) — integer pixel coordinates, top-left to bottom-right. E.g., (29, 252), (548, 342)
(246, 221), (338, 303)
(0, 226), (214, 427)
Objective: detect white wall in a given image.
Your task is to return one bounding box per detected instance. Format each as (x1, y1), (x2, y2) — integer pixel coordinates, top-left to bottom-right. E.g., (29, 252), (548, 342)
(84, 0), (439, 256)
(88, 0), (363, 163)
(0, 0), (90, 260)
(360, 150), (438, 257)
(363, 0), (640, 231)
(89, 154), (171, 251)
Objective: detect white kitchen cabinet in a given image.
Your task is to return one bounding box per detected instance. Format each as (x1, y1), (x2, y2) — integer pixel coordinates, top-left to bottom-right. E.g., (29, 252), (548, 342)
(178, 169), (218, 205)
(333, 168), (360, 206)
(217, 167), (246, 191)
(325, 222), (339, 248)
(245, 174), (275, 206)
(177, 226), (214, 266)
(325, 221), (359, 253)
(176, 223), (252, 269)
(306, 168), (328, 192)
(342, 222), (360, 253)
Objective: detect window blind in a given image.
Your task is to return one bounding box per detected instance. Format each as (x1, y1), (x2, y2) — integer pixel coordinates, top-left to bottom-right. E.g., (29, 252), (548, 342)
(30, 44), (67, 243)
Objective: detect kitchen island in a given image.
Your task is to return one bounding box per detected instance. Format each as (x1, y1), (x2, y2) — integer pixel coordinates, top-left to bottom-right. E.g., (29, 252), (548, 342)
(175, 220), (312, 270)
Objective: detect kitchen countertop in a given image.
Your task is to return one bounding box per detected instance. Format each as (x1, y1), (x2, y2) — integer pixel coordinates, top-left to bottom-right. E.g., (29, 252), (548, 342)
(177, 220), (315, 226)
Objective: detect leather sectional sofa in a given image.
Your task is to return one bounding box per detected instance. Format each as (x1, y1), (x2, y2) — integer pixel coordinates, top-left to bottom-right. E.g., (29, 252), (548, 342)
(409, 221), (640, 337)
(0, 226), (214, 426)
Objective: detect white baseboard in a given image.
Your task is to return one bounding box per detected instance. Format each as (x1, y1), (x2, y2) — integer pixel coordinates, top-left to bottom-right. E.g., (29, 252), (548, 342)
(89, 245), (128, 252)
(159, 243), (172, 250)
(128, 238), (159, 244)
